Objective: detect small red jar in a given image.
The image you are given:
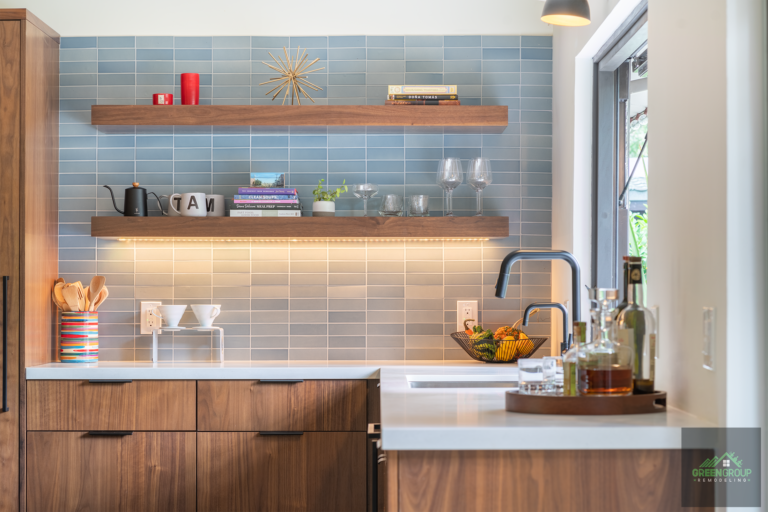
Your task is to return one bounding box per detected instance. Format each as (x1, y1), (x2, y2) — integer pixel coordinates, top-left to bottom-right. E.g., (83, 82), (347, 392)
(153, 93), (173, 105)
(181, 73), (199, 105)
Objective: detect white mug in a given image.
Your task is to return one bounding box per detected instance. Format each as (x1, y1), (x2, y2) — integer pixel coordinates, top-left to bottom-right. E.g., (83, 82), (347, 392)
(160, 195), (182, 217)
(170, 192), (207, 217)
(205, 195), (225, 217)
(151, 305), (188, 328)
(191, 304), (221, 328)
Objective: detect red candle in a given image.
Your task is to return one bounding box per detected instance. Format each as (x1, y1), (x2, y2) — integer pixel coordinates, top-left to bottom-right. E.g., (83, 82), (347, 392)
(153, 93), (173, 105)
(181, 73), (199, 105)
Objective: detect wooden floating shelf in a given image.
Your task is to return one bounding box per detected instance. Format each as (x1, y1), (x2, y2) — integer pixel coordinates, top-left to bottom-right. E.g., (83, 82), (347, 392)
(90, 105), (508, 131)
(91, 216), (509, 241)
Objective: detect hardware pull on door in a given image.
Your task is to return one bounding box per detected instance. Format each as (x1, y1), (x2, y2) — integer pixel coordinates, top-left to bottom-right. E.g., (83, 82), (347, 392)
(2, 276), (9, 412)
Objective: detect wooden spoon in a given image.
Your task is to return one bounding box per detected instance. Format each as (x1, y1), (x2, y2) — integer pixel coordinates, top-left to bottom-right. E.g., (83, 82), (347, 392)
(53, 282), (69, 311)
(88, 276), (106, 311)
(62, 286), (82, 312)
(93, 286), (109, 311)
(83, 286), (90, 312)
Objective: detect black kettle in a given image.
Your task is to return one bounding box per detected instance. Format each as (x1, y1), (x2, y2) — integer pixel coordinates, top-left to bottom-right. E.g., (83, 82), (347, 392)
(104, 183), (164, 216)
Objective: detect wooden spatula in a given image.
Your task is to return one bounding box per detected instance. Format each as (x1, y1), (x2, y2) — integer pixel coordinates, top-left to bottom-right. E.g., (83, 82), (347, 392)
(54, 282), (69, 312)
(92, 286), (109, 311)
(88, 276), (105, 311)
(62, 286), (81, 312)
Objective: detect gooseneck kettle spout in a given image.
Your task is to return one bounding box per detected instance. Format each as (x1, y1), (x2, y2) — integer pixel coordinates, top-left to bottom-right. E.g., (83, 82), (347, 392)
(103, 185), (124, 215)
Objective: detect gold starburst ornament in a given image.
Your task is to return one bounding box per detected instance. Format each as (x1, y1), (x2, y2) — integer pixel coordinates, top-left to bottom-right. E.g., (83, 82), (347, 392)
(260, 47), (325, 105)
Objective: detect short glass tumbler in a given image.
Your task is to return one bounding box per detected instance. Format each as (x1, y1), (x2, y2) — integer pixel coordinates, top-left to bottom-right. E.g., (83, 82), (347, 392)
(409, 195), (429, 217)
(518, 358), (548, 395)
(543, 356), (563, 395)
(378, 194), (404, 217)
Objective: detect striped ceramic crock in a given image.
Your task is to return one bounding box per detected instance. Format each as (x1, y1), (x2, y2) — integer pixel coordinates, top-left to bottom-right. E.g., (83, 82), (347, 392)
(60, 311), (98, 363)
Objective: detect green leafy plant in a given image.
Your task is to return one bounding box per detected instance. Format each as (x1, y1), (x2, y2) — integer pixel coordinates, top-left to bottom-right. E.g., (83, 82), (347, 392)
(312, 179), (347, 202)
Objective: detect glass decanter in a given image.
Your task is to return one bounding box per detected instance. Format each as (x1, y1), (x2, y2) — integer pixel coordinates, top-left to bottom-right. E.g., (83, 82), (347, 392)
(577, 288), (634, 396)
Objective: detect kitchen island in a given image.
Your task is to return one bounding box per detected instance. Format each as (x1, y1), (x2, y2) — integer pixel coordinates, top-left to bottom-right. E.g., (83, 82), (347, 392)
(27, 361), (713, 512)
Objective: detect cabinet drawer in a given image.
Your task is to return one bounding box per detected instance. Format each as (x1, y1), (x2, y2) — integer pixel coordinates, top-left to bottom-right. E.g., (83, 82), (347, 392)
(27, 431), (196, 512)
(197, 380), (367, 432)
(27, 380), (196, 431)
(197, 431), (366, 512)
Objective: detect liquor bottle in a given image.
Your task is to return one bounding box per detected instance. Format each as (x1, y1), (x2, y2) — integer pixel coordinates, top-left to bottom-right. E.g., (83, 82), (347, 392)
(577, 289), (634, 396)
(563, 321), (587, 396)
(616, 283), (657, 394)
(613, 256), (643, 320)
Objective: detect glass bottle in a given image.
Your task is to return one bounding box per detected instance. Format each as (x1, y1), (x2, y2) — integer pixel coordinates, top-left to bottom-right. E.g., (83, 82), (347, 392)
(613, 256), (643, 321)
(616, 283), (657, 394)
(563, 321), (587, 396)
(577, 289), (634, 396)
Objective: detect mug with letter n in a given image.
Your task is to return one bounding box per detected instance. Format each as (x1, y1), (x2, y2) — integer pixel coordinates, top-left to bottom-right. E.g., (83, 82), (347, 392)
(169, 192), (207, 217)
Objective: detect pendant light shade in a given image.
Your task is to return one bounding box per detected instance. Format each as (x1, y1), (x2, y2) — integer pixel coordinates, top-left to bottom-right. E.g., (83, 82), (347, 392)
(541, 0), (591, 27)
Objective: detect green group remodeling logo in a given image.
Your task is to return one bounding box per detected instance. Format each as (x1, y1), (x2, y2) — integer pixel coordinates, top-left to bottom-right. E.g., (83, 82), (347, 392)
(692, 452), (752, 480)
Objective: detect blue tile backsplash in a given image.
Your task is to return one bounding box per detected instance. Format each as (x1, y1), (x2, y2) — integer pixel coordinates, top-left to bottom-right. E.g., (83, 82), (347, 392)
(59, 35), (553, 362)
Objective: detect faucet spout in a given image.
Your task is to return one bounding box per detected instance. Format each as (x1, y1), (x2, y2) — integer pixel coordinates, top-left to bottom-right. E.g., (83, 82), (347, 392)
(495, 249), (581, 349)
(523, 302), (570, 355)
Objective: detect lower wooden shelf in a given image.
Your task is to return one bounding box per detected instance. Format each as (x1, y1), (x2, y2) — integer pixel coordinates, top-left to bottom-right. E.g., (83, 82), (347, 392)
(90, 215), (510, 241)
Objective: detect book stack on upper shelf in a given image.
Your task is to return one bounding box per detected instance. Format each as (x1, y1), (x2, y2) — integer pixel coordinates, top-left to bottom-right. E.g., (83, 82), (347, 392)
(229, 173), (302, 217)
(385, 85), (460, 106)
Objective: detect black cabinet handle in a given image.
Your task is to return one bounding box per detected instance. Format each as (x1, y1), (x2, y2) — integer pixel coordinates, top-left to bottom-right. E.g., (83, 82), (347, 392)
(88, 431), (133, 436)
(258, 379), (303, 383)
(88, 379), (132, 383)
(2, 276), (8, 413)
(370, 439), (379, 512)
(258, 431), (304, 436)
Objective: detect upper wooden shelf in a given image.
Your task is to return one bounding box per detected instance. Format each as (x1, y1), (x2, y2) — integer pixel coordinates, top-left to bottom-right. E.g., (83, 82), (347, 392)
(91, 216), (509, 241)
(90, 105), (508, 130)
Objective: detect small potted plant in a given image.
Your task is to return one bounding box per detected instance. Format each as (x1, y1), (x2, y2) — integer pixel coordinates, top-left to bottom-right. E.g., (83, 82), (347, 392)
(312, 179), (347, 217)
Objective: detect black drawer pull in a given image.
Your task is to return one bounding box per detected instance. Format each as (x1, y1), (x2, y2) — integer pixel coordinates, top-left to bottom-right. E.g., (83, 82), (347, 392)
(259, 379), (303, 383)
(88, 379), (132, 383)
(2, 276), (8, 413)
(258, 431), (304, 436)
(88, 431), (133, 436)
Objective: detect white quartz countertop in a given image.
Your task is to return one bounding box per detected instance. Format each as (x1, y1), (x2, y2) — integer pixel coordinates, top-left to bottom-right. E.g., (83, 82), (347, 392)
(27, 361), (715, 451)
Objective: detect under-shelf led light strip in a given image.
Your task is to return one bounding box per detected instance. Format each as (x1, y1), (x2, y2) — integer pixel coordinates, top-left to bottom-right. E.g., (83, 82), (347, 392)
(116, 237), (490, 242)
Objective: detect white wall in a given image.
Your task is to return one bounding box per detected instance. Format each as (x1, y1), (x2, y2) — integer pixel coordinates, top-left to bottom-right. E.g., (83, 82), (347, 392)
(0, 0), (553, 36)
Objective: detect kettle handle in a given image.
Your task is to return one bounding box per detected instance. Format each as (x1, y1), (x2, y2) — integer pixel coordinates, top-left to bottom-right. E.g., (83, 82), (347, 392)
(147, 192), (165, 216)
(102, 185), (124, 215)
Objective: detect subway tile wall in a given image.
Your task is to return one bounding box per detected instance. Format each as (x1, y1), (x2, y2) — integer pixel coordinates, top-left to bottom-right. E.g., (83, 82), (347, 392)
(59, 35), (553, 362)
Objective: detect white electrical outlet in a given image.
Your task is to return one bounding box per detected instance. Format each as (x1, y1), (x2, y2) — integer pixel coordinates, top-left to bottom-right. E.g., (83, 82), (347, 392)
(456, 300), (478, 333)
(140, 301), (162, 334)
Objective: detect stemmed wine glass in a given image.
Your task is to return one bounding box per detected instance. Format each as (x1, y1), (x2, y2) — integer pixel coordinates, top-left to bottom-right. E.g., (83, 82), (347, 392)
(436, 158), (464, 217)
(353, 184), (379, 217)
(466, 158), (493, 216)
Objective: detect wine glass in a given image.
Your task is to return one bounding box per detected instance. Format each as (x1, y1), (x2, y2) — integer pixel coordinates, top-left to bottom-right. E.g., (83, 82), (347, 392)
(466, 158), (493, 216)
(436, 158), (464, 217)
(353, 184), (379, 217)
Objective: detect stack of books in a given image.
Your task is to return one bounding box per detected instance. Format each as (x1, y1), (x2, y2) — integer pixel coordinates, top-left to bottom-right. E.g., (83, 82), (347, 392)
(229, 173), (302, 217)
(385, 85), (460, 105)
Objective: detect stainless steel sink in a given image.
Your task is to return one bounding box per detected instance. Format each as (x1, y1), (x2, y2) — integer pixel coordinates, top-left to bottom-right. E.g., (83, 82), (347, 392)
(406, 375), (517, 389)
(408, 380), (518, 389)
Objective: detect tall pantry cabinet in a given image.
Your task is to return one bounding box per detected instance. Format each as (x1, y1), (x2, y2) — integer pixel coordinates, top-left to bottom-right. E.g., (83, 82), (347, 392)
(0, 9), (59, 512)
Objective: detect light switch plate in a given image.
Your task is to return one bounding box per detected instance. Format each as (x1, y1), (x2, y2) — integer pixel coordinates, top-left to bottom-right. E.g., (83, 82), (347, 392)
(140, 301), (162, 334)
(456, 300), (478, 333)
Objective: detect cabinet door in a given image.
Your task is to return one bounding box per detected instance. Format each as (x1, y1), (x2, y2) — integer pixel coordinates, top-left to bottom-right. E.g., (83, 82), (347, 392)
(27, 431), (196, 512)
(198, 432), (366, 512)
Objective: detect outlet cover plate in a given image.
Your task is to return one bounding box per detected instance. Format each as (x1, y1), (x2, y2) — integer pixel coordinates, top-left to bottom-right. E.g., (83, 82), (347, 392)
(140, 301), (162, 334)
(456, 300), (478, 333)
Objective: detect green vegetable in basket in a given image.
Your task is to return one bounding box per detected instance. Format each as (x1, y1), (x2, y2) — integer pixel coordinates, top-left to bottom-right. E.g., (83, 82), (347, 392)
(469, 329), (493, 341)
(473, 340), (497, 360)
(473, 324), (484, 334)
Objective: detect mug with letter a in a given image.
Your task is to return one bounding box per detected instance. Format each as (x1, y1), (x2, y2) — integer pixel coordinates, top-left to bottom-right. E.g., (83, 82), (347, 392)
(60, 311), (98, 363)
(205, 194), (225, 217)
(170, 192), (207, 217)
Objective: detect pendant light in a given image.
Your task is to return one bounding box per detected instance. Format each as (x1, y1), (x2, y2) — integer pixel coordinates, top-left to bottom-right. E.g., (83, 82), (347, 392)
(541, 0), (591, 26)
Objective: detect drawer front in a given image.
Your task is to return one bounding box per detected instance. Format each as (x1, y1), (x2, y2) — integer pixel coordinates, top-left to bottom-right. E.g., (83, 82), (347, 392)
(27, 431), (196, 512)
(27, 380), (196, 431)
(197, 380), (367, 432)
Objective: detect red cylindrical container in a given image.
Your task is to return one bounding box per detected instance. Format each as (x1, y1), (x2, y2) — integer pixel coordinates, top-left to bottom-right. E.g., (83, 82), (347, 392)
(153, 93), (173, 105)
(181, 73), (199, 105)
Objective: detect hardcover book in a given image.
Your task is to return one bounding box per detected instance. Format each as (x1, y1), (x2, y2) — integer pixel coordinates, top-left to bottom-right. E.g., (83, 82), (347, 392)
(234, 195), (297, 200)
(388, 94), (459, 100)
(233, 199), (300, 204)
(249, 172), (285, 188)
(385, 100), (460, 106)
(231, 203), (301, 210)
(387, 85), (457, 95)
(229, 210), (302, 217)
(238, 187), (297, 195)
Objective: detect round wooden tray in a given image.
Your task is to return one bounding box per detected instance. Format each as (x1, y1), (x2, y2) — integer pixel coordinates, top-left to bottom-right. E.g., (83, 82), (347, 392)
(505, 390), (667, 415)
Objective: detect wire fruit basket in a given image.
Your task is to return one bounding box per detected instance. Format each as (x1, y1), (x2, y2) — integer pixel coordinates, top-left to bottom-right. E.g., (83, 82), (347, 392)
(450, 332), (548, 364)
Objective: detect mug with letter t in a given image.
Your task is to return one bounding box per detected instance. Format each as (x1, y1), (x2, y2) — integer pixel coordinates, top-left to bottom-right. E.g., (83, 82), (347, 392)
(170, 192), (207, 217)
